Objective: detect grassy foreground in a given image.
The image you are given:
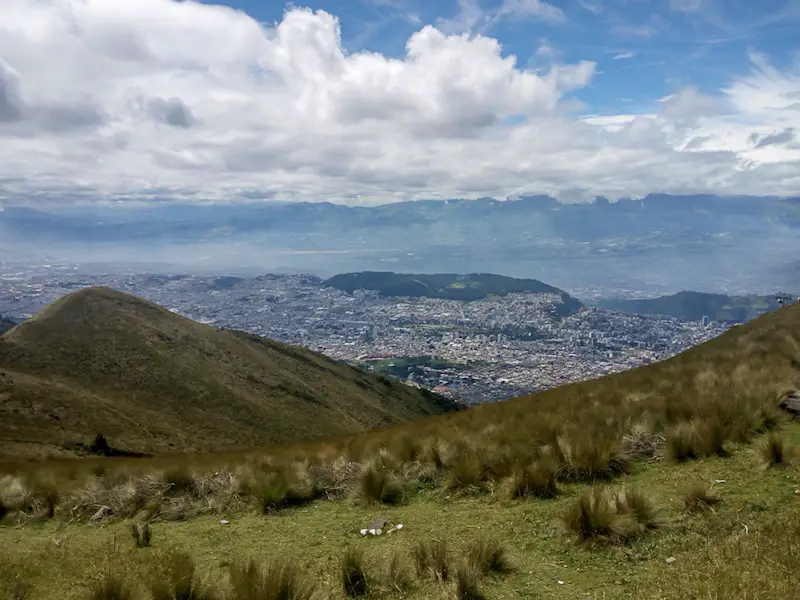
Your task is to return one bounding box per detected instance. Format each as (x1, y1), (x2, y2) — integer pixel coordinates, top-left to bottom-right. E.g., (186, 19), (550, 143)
(1, 423), (799, 599)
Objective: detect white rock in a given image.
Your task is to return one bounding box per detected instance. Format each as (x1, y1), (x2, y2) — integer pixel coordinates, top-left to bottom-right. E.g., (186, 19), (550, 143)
(558, 580), (564, 585)
(665, 557), (677, 564)
(376, 528), (383, 536)
(220, 519), (229, 525)
(360, 529), (368, 536)
(396, 524), (404, 529)
(368, 528), (377, 535)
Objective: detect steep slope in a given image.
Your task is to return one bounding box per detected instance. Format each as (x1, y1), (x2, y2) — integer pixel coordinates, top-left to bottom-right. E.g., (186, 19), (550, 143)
(598, 290), (781, 323)
(0, 287), (457, 458)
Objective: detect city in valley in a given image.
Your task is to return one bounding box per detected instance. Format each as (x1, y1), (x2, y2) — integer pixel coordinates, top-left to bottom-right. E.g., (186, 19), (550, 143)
(0, 263), (730, 404)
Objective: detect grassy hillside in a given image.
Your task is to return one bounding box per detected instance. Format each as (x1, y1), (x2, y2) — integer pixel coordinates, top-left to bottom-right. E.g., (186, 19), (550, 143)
(598, 290), (783, 323)
(0, 302), (798, 599)
(0, 287), (457, 459)
(324, 271), (583, 314)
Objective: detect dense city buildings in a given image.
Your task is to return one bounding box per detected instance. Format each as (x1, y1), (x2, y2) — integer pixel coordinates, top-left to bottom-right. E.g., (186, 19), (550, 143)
(0, 262), (731, 404)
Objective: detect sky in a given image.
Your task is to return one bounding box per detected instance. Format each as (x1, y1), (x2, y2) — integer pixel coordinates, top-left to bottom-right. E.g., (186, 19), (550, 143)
(0, 0), (799, 206)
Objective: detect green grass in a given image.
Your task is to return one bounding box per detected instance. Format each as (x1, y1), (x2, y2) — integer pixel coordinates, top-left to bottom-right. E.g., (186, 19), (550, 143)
(2, 425), (800, 599)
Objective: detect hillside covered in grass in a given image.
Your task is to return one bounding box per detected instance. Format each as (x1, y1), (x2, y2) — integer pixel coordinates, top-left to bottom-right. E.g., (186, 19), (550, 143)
(0, 301), (799, 599)
(598, 290), (783, 323)
(324, 271), (583, 314)
(0, 287), (457, 459)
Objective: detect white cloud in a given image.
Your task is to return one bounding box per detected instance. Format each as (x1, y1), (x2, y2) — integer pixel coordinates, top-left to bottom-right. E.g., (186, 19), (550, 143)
(437, 0), (565, 35)
(612, 52), (637, 60)
(500, 0), (566, 25)
(0, 0), (798, 206)
(669, 0), (704, 13)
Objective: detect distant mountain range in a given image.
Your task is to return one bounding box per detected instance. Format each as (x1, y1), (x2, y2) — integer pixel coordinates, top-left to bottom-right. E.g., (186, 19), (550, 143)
(324, 271), (583, 315)
(0, 287), (457, 459)
(1, 194), (799, 295)
(597, 291), (787, 323)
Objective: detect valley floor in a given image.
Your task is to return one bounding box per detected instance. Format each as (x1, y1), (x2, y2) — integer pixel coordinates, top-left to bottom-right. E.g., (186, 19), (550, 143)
(2, 424), (799, 600)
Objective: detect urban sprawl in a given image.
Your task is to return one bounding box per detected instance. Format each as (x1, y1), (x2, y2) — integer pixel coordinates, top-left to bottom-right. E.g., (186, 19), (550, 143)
(0, 264), (731, 404)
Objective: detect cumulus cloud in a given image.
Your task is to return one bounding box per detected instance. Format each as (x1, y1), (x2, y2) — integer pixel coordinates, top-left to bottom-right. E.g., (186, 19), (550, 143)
(0, 0), (798, 206)
(0, 59), (24, 122)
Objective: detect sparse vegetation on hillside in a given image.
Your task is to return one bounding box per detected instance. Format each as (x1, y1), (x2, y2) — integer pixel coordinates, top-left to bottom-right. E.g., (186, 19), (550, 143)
(0, 287), (458, 459)
(0, 304), (799, 598)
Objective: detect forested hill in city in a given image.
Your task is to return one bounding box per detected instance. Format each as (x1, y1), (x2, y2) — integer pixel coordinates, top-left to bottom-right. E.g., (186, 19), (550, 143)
(598, 291), (787, 323)
(324, 271), (583, 314)
(0, 287), (458, 459)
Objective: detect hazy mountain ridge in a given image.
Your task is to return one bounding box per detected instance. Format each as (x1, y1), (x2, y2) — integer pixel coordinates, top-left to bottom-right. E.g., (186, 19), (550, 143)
(597, 291), (785, 323)
(1, 194), (798, 294)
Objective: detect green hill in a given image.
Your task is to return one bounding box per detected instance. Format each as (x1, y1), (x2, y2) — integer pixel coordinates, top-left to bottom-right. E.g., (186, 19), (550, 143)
(324, 271), (583, 314)
(597, 290), (784, 323)
(0, 287), (457, 459)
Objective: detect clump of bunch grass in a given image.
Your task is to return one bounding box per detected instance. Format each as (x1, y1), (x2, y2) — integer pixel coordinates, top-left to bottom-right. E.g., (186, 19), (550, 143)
(229, 558), (317, 600)
(385, 550), (414, 594)
(130, 522), (152, 548)
(249, 465), (318, 513)
(760, 432), (791, 468)
(341, 547), (370, 598)
(561, 486), (661, 546)
(444, 446), (484, 492)
(667, 419), (728, 462)
(352, 462), (402, 506)
(149, 550), (218, 600)
(90, 573), (133, 600)
(413, 539), (450, 582)
(683, 484), (722, 513)
(453, 565), (484, 600)
(507, 459), (559, 500)
(553, 433), (630, 483)
(464, 536), (512, 575)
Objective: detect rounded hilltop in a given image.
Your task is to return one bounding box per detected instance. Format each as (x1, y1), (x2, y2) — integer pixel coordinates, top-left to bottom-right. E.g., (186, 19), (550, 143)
(0, 286), (458, 459)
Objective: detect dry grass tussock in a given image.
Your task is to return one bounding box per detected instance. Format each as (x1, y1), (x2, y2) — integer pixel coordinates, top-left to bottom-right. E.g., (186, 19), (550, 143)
(683, 483), (723, 513)
(1, 307), (797, 523)
(561, 487), (662, 546)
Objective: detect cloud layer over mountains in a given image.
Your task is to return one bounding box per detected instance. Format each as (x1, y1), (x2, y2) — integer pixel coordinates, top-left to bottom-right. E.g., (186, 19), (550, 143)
(0, 0), (798, 205)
